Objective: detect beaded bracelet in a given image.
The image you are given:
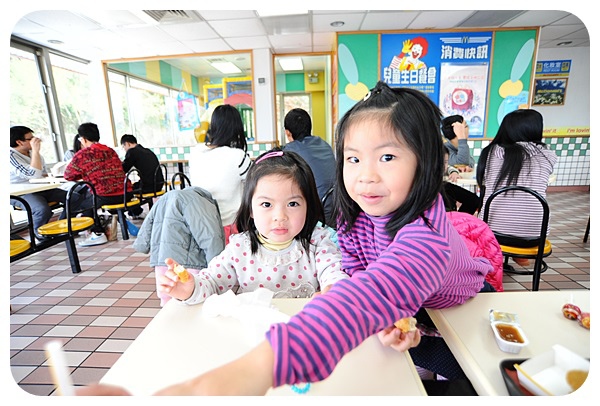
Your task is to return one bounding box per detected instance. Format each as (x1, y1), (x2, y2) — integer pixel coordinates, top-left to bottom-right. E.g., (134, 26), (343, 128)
(291, 382), (311, 394)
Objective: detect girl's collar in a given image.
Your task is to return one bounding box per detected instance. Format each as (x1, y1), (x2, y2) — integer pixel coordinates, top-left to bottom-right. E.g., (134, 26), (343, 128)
(257, 232), (294, 251)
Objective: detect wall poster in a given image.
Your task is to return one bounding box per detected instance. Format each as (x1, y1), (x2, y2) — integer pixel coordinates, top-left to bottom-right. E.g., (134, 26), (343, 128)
(381, 31), (492, 135)
(532, 78), (568, 106)
(439, 63), (489, 136)
(177, 92), (200, 131)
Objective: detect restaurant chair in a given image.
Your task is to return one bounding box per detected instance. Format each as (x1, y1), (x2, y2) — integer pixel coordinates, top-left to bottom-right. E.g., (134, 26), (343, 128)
(141, 164), (168, 210)
(170, 172), (192, 190)
(31, 181), (99, 273)
(10, 195), (37, 262)
(321, 186), (336, 229)
(482, 185), (552, 291)
(101, 168), (142, 241)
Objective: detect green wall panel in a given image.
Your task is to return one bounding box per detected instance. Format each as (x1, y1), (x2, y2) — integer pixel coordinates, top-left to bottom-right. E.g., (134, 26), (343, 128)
(337, 33), (379, 119)
(159, 60), (174, 87)
(285, 73), (305, 91)
(486, 29), (538, 138)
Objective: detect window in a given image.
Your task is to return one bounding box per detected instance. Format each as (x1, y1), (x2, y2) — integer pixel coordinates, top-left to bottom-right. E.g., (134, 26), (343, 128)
(10, 46), (53, 160)
(49, 53), (94, 140)
(107, 71), (200, 147)
(10, 39), (94, 163)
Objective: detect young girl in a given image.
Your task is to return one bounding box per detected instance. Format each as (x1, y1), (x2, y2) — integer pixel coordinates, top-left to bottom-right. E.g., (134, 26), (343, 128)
(158, 148), (349, 304)
(81, 82), (493, 396)
(476, 108), (557, 267)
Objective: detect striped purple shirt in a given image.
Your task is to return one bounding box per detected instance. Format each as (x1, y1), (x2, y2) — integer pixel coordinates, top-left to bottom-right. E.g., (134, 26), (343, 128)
(478, 142), (557, 237)
(266, 195), (491, 386)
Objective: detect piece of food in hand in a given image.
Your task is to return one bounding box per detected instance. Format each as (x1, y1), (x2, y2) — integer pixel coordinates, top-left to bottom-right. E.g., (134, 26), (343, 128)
(173, 264), (190, 283)
(394, 317), (417, 333)
(566, 369), (588, 391)
(578, 312), (590, 329)
(562, 303), (581, 320)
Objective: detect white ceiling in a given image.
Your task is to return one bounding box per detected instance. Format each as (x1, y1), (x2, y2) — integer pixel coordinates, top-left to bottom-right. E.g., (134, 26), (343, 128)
(11, 10), (589, 77)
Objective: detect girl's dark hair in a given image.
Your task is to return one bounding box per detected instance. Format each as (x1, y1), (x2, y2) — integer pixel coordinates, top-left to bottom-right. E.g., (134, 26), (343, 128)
(334, 81), (444, 238)
(476, 109), (547, 191)
(206, 104), (248, 167)
(72, 134), (82, 153)
(235, 148), (324, 254)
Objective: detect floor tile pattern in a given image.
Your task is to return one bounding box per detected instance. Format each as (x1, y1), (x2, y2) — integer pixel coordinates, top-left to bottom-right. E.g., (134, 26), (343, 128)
(9, 191), (590, 396)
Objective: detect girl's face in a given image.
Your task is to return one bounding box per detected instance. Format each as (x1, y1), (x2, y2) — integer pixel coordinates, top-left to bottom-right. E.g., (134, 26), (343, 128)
(251, 174), (307, 243)
(343, 119), (417, 217)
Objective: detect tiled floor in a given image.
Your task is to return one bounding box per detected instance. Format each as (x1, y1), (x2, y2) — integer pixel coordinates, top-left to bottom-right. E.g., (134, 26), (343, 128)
(9, 190), (590, 396)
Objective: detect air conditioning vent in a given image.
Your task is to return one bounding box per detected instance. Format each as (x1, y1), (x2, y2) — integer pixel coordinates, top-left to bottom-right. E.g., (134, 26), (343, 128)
(142, 10), (202, 24)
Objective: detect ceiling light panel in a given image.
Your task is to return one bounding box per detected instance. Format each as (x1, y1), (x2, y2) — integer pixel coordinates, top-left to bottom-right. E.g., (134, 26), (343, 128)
(278, 57), (303, 71)
(262, 15), (310, 35)
(210, 61), (242, 74)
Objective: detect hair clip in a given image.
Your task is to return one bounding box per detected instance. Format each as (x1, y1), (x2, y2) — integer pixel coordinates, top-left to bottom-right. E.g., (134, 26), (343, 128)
(363, 90), (371, 101)
(255, 150), (283, 164)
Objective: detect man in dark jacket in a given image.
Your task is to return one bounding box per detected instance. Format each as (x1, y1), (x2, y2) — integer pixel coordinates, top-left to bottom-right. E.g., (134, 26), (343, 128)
(282, 108), (336, 228)
(121, 134), (164, 194)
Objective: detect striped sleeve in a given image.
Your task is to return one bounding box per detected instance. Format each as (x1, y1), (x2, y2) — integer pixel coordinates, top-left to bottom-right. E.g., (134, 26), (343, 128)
(266, 199), (454, 386)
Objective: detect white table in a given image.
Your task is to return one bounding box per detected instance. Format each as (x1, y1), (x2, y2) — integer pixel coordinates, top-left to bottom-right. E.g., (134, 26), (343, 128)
(101, 298), (427, 396)
(426, 290), (590, 395)
(10, 182), (62, 196)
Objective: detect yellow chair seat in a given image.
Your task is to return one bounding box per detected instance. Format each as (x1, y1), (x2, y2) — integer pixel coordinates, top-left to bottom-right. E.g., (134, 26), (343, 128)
(499, 239), (552, 257)
(101, 198), (141, 210)
(141, 190), (166, 199)
(10, 240), (31, 257)
(38, 217), (95, 235)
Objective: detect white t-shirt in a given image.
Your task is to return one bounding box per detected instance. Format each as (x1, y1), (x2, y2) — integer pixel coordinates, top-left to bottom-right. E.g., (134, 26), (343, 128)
(188, 144), (252, 226)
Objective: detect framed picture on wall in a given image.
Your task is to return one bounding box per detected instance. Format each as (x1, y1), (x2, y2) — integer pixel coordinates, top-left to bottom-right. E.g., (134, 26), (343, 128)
(532, 78), (568, 106)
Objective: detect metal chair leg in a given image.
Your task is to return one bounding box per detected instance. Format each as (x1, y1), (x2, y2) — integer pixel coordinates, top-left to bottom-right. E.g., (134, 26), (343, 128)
(583, 217), (590, 243)
(65, 238), (82, 274)
(117, 210), (129, 240)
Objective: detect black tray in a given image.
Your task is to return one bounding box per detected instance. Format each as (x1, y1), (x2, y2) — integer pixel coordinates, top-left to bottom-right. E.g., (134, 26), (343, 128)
(499, 359), (534, 396)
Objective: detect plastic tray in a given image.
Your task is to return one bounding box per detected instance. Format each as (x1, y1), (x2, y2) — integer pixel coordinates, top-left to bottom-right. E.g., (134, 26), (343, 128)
(499, 359), (534, 396)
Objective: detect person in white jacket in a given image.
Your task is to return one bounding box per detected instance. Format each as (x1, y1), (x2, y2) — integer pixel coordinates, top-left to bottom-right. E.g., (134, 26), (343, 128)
(187, 104), (252, 243)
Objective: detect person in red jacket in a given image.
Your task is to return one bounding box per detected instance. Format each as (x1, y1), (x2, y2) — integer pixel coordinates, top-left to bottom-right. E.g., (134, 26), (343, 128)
(64, 122), (133, 246)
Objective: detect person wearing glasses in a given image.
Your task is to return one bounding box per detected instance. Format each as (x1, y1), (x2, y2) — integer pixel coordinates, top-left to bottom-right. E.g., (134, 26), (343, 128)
(9, 126), (71, 241)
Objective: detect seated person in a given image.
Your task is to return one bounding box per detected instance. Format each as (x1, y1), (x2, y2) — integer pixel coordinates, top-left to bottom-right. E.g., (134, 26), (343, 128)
(9, 126), (82, 241)
(63, 134), (81, 162)
(442, 115), (475, 170)
(64, 122), (133, 246)
(442, 146), (480, 215)
(120, 134), (164, 194)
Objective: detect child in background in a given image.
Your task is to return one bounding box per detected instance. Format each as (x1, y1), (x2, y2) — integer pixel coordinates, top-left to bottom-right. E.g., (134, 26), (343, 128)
(78, 82), (492, 396)
(158, 149), (348, 304)
(442, 114), (475, 170)
(442, 145), (480, 214)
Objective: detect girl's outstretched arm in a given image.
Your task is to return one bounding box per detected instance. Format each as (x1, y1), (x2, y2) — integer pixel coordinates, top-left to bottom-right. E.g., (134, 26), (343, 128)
(154, 340), (275, 396)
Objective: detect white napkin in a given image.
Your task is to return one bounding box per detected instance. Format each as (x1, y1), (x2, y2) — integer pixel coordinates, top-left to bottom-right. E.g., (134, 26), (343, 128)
(202, 289), (290, 345)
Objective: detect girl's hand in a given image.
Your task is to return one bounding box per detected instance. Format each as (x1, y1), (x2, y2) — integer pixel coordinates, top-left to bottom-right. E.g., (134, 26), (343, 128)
(377, 326), (421, 352)
(447, 172), (460, 183)
(157, 258), (195, 301)
(312, 284), (334, 299)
